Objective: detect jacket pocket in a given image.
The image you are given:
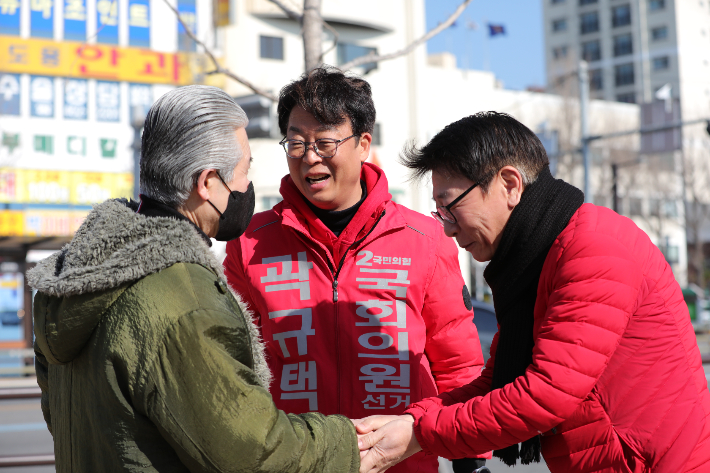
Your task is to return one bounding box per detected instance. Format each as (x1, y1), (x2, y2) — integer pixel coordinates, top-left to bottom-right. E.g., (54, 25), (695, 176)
(541, 395), (637, 473)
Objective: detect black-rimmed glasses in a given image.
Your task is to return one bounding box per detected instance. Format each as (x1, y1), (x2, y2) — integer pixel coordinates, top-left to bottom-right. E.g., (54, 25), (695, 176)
(431, 181), (481, 226)
(279, 134), (358, 159)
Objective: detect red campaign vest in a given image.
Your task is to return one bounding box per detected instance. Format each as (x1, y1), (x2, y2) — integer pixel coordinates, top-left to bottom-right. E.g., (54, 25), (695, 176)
(225, 164), (485, 472)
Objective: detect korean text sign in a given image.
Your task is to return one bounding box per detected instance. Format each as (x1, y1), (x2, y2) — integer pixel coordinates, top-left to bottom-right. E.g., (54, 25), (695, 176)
(0, 35), (197, 85)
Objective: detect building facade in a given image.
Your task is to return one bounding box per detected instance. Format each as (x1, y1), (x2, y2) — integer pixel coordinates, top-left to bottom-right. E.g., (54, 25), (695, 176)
(0, 0), (212, 343)
(543, 0), (706, 287)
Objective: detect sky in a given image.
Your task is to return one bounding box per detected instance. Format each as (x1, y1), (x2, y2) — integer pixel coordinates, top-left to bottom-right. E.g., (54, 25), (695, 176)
(425, 0), (546, 91)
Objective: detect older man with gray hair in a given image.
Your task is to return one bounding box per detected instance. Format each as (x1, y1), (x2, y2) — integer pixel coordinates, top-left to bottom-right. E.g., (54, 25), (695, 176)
(28, 85), (360, 473)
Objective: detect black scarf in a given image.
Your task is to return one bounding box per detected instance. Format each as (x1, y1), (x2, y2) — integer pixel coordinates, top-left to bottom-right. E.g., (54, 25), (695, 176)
(483, 166), (584, 466)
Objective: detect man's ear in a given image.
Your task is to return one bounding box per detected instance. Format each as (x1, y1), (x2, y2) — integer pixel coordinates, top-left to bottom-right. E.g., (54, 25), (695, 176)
(358, 132), (372, 164)
(195, 169), (217, 202)
(499, 166), (524, 208)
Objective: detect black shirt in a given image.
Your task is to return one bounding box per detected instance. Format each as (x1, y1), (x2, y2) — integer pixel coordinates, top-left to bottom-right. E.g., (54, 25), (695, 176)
(137, 194), (212, 246)
(304, 181), (367, 237)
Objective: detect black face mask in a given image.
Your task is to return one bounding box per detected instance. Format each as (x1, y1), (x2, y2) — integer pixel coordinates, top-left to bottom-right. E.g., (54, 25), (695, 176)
(207, 177), (255, 241)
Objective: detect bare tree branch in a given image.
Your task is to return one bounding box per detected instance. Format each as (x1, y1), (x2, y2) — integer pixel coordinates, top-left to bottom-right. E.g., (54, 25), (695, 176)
(339, 0), (473, 71)
(162, 0), (277, 101)
(267, 0), (302, 21)
(321, 20), (339, 60)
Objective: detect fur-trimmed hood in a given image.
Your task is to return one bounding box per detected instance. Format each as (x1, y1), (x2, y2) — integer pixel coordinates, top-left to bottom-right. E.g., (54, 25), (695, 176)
(27, 199), (271, 388)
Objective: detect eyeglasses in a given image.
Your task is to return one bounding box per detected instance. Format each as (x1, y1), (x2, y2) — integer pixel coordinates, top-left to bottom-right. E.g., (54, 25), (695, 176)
(431, 181), (481, 226)
(279, 134), (358, 159)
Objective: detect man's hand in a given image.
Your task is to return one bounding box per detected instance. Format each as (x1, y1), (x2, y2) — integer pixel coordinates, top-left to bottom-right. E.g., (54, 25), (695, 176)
(354, 415), (401, 434)
(357, 415), (422, 473)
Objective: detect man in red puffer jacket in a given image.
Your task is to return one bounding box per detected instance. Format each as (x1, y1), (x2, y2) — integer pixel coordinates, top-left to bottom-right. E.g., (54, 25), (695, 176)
(224, 67), (488, 473)
(357, 112), (710, 473)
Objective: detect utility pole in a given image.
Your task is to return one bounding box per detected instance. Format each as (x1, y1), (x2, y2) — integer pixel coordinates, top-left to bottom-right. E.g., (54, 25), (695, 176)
(131, 106), (145, 201)
(611, 163), (619, 213)
(578, 61), (592, 203)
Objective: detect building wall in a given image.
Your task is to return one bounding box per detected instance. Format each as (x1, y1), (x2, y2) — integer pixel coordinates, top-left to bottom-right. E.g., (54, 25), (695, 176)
(0, 0), (211, 239)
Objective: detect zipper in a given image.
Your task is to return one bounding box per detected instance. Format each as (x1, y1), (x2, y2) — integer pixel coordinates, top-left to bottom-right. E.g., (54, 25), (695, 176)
(331, 209), (386, 302)
(331, 208), (386, 414)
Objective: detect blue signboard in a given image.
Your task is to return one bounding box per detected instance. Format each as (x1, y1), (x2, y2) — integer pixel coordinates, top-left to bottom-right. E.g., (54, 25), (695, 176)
(177, 0), (197, 52)
(64, 79), (87, 120)
(96, 81), (120, 122)
(129, 0), (150, 47)
(129, 83), (153, 117)
(30, 0), (53, 38)
(63, 0), (86, 41)
(96, 0), (118, 44)
(30, 76), (54, 117)
(0, 74), (21, 116)
(0, 0), (21, 35)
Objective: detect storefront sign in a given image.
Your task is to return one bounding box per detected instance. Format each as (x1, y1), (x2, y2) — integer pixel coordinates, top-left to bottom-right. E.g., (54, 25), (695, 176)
(0, 35), (198, 85)
(0, 0), (20, 35)
(96, 0), (118, 44)
(128, 0), (150, 47)
(30, 0), (53, 38)
(0, 168), (133, 205)
(30, 75), (54, 117)
(63, 0), (86, 41)
(64, 78), (87, 119)
(96, 80), (120, 121)
(0, 73), (20, 115)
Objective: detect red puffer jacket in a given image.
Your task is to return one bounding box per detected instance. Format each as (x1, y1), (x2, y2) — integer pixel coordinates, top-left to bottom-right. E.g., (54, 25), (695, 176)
(224, 163), (486, 473)
(407, 204), (710, 473)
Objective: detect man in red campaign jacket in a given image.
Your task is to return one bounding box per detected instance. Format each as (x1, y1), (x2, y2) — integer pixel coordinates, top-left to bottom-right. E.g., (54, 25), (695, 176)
(223, 67), (488, 473)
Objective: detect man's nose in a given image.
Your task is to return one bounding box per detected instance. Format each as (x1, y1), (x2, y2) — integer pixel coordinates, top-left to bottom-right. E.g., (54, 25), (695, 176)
(302, 146), (323, 165)
(442, 220), (458, 238)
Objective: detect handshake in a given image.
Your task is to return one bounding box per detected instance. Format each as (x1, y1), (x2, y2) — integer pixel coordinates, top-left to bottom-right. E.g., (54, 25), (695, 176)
(351, 415), (421, 473)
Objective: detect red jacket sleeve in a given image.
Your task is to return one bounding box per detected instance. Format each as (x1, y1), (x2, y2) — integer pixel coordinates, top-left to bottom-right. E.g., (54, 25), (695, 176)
(422, 231), (485, 394)
(408, 231), (642, 459)
(223, 238), (259, 321)
(408, 329), (498, 416)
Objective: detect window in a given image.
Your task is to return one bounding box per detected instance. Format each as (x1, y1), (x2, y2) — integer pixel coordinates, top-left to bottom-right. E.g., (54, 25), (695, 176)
(653, 56), (670, 70)
(337, 43), (378, 73)
(553, 46), (569, 59)
(615, 63), (634, 86)
(651, 26), (668, 41)
(613, 34), (633, 56)
(582, 40), (601, 61)
(552, 18), (567, 32)
(580, 12), (599, 34)
(616, 92), (636, 103)
(663, 245), (679, 264)
(663, 200), (678, 218)
(628, 197), (643, 216)
(612, 5), (631, 27)
(649, 0), (665, 11)
(580, 0), (597, 4)
(260, 35), (284, 60)
(590, 69), (603, 90)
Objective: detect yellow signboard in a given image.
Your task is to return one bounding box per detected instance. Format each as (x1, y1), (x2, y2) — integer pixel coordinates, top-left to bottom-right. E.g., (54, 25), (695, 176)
(0, 210), (89, 237)
(0, 35), (204, 85)
(0, 168), (133, 205)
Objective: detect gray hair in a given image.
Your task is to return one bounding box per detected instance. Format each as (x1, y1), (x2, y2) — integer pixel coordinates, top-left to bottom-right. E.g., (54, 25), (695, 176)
(140, 85), (249, 207)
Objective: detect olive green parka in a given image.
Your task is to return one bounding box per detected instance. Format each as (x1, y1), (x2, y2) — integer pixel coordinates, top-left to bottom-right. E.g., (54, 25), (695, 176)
(27, 199), (359, 473)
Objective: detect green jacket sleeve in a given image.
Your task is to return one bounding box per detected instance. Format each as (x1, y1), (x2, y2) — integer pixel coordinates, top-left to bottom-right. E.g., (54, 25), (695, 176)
(33, 340), (52, 436)
(141, 308), (359, 473)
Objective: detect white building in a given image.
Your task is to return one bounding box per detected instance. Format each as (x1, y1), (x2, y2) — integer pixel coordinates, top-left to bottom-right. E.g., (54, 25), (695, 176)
(0, 0), (213, 251)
